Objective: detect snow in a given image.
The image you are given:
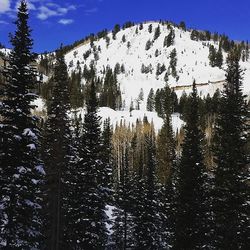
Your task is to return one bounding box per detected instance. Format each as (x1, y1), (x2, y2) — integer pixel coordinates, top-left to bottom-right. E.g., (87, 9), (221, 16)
(29, 21), (250, 132)
(64, 21), (250, 107)
(75, 107), (184, 133)
(23, 128), (37, 139)
(105, 205), (115, 235)
(35, 165), (46, 175)
(0, 48), (11, 56)
(31, 97), (46, 114)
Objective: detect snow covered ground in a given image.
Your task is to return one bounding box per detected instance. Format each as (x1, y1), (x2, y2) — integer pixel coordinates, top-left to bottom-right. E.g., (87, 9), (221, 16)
(33, 21), (250, 131)
(64, 21), (250, 106)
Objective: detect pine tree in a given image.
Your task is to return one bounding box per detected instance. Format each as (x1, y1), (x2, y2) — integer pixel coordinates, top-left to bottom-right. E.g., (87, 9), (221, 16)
(147, 88), (155, 111)
(216, 47), (223, 68)
(157, 115), (176, 184)
(42, 48), (73, 250)
(209, 45), (217, 67)
(164, 28), (175, 47)
(154, 25), (161, 40)
(174, 81), (209, 250)
(111, 146), (134, 249)
(169, 48), (177, 78)
(133, 132), (161, 249)
(132, 153), (145, 248)
(0, 1), (45, 248)
(74, 80), (108, 249)
(213, 49), (249, 249)
(157, 113), (178, 248)
(101, 118), (113, 201)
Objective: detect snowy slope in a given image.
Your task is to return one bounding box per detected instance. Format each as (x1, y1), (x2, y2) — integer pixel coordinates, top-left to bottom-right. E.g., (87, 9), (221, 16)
(64, 21), (250, 106)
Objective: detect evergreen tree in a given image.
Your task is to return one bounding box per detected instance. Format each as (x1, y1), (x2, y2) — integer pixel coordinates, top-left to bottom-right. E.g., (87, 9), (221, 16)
(164, 28), (175, 47)
(213, 49), (249, 249)
(154, 25), (161, 40)
(147, 88), (155, 111)
(145, 40), (152, 51)
(215, 47), (223, 68)
(112, 24), (120, 40)
(148, 24), (153, 33)
(209, 45), (217, 67)
(42, 48), (73, 250)
(111, 146), (134, 249)
(74, 81), (109, 249)
(101, 118), (113, 200)
(174, 81), (209, 250)
(157, 115), (176, 184)
(133, 133), (161, 249)
(169, 48), (177, 78)
(0, 1), (45, 248)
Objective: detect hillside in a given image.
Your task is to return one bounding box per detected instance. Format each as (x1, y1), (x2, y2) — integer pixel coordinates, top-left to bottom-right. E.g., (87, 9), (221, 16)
(2, 21), (250, 131)
(64, 21), (250, 107)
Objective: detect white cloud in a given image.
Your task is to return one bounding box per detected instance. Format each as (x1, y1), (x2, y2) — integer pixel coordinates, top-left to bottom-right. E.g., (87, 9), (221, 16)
(0, 0), (11, 13)
(37, 3), (76, 20)
(58, 18), (74, 25)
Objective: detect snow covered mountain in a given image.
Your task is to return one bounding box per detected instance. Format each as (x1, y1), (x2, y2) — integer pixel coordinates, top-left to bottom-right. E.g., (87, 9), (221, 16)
(2, 21), (250, 131)
(64, 21), (250, 106)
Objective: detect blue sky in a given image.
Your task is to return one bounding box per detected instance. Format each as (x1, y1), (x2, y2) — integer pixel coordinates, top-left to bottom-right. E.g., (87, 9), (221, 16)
(0, 0), (250, 53)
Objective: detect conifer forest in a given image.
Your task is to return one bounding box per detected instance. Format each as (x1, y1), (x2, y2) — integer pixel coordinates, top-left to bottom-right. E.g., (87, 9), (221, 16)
(0, 1), (249, 249)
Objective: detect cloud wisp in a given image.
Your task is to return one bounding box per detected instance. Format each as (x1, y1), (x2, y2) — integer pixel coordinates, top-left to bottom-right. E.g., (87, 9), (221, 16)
(58, 18), (74, 25)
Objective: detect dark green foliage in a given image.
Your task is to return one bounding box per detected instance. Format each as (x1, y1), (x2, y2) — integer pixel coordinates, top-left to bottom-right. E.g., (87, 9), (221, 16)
(156, 63), (166, 76)
(155, 86), (178, 118)
(133, 133), (162, 249)
(147, 88), (155, 111)
(111, 146), (134, 249)
(219, 34), (231, 52)
(164, 28), (175, 47)
(148, 24), (153, 33)
(112, 24), (121, 40)
(99, 67), (122, 110)
(122, 21), (134, 29)
(74, 81), (109, 249)
(209, 45), (223, 68)
(213, 50), (249, 249)
(169, 48), (178, 78)
(122, 34), (126, 43)
(145, 40), (152, 51)
(101, 118), (113, 194)
(69, 69), (84, 108)
(209, 45), (217, 67)
(0, 2), (44, 248)
(154, 25), (161, 40)
(42, 49), (73, 250)
(215, 47), (223, 68)
(174, 81), (209, 250)
(190, 30), (199, 41)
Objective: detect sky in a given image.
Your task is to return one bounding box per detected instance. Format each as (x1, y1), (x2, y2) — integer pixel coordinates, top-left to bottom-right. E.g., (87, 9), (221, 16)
(0, 0), (250, 53)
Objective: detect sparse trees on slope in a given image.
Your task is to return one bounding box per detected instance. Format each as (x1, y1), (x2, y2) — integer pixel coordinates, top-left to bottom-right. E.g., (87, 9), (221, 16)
(0, 1), (45, 248)
(213, 49), (249, 249)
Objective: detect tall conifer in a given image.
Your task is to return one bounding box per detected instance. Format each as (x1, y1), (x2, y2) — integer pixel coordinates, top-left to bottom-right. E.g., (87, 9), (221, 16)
(0, 1), (44, 248)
